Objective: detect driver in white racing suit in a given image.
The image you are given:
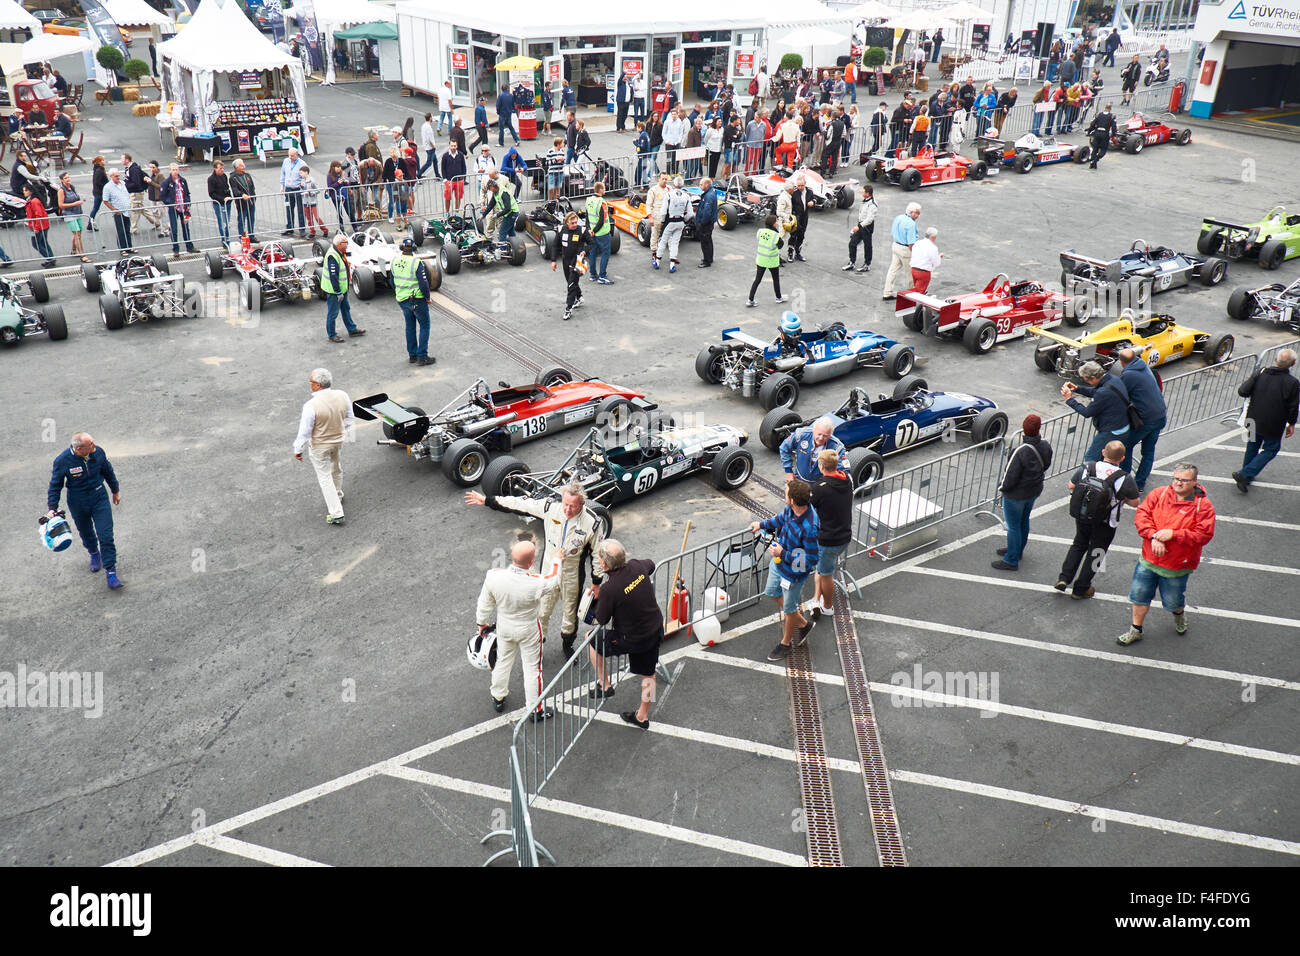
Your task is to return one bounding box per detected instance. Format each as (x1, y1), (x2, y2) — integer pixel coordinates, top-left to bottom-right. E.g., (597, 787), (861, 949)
(465, 482), (605, 660)
(653, 176), (694, 272)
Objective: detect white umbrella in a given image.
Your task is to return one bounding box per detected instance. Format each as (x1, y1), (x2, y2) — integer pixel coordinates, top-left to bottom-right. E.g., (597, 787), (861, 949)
(884, 10), (958, 31)
(938, 1), (990, 20)
(844, 1), (901, 19)
(21, 33), (93, 64)
(778, 24), (854, 47)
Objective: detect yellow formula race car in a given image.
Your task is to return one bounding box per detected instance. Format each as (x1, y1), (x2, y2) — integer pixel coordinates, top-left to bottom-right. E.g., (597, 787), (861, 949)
(1027, 310), (1235, 379)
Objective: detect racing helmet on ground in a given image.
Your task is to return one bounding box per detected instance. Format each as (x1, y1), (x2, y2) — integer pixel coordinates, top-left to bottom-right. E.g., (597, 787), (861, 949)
(780, 311), (802, 335)
(466, 625), (499, 670)
(39, 511), (72, 552)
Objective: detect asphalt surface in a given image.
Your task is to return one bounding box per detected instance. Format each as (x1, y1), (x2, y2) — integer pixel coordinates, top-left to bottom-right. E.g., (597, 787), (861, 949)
(1, 78), (1297, 868)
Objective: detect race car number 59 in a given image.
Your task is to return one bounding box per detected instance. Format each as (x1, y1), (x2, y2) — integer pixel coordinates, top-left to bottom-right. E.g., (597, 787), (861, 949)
(633, 468), (659, 494)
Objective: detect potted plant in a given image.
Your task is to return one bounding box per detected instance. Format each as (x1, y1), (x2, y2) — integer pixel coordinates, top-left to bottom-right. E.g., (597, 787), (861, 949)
(97, 45), (125, 97)
(778, 52), (803, 76)
(862, 47), (888, 96)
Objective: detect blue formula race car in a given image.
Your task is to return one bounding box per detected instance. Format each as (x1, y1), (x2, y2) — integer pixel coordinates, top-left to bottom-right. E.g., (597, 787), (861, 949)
(758, 378), (1008, 485)
(695, 312), (917, 410)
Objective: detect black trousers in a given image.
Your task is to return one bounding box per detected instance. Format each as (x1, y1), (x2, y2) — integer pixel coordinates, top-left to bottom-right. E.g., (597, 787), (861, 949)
(1059, 518), (1117, 594)
(791, 217), (807, 255)
(707, 150), (721, 178)
(749, 265), (781, 300)
(697, 222), (714, 265)
(849, 222), (873, 266)
(1089, 133), (1109, 167)
(563, 259), (582, 309)
(616, 100), (630, 130)
(470, 124), (489, 150)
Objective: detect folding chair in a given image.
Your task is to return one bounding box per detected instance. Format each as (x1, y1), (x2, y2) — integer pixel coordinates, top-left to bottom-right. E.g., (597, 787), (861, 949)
(63, 131), (84, 165)
(702, 533), (767, 600)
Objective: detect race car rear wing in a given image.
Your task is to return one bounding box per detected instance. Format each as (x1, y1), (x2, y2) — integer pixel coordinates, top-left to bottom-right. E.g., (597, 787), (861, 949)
(1059, 250), (1123, 283)
(721, 327), (773, 351)
(1199, 218), (1251, 233)
(897, 290), (961, 332)
(353, 393), (431, 447)
(1026, 326), (1090, 349)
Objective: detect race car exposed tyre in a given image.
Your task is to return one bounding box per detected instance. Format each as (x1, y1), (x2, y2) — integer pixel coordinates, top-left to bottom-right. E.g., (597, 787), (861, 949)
(1013, 151), (1034, 173)
(608, 228), (621, 254)
(846, 447), (884, 489)
(205, 250), (224, 280)
(759, 407), (803, 451)
(1125, 133), (1144, 154)
(901, 168), (922, 191)
(970, 161), (988, 181)
(892, 374), (927, 399)
(1259, 239), (1287, 270)
(480, 455), (529, 498)
(1203, 331), (1234, 365)
(1196, 228), (1222, 256)
(99, 294), (124, 330)
(439, 244), (461, 274)
(514, 213), (529, 233)
(596, 395), (636, 438)
(81, 262), (101, 292)
(636, 219), (651, 247)
(240, 277), (264, 312)
(1176, 128), (1192, 145)
(1064, 295), (1093, 327)
(353, 265), (376, 300)
(866, 160), (883, 182)
(694, 346), (727, 384)
(1059, 268), (1074, 292)
(883, 343), (915, 378)
(963, 317), (998, 354)
(589, 503), (613, 540)
(710, 444), (754, 490)
(425, 258), (442, 292)
(836, 186), (854, 209)
(1072, 144), (1092, 164)
(28, 271), (49, 302)
(1226, 287), (1259, 320)
(542, 229), (559, 260)
(508, 236), (527, 266)
(41, 305), (67, 340)
(718, 202), (739, 229)
(758, 372), (800, 410)
(380, 405), (425, 442)
(970, 408), (1009, 444)
(151, 254), (170, 275)
(472, 210), (485, 234)
(1034, 345), (1061, 373)
(534, 366), (573, 387)
(902, 306), (924, 332)
(408, 220), (425, 249)
(442, 438), (491, 487)
(1200, 257), (1228, 286)
(312, 239), (330, 261)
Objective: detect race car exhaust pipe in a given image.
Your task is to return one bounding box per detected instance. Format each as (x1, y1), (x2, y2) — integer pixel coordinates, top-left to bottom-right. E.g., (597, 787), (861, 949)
(461, 411), (520, 439)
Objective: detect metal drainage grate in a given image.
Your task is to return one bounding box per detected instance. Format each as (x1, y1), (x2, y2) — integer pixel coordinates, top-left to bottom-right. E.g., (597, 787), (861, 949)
(787, 641), (844, 867)
(832, 587), (908, 866)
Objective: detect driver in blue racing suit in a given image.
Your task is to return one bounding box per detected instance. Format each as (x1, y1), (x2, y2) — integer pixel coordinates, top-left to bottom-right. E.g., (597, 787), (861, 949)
(773, 310), (812, 359)
(780, 416), (849, 483)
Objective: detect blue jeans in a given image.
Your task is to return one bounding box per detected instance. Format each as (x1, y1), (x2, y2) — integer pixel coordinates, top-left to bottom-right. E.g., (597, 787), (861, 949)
(1122, 418), (1165, 490)
(235, 198), (256, 237)
(1241, 436), (1283, 481)
(848, 81), (857, 103)
(1129, 563), (1189, 611)
(1044, 109), (1057, 135)
(438, 109), (451, 131)
(401, 298), (430, 358)
(167, 207), (194, 254)
(212, 200), (229, 244)
(765, 561), (808, 614)
(498, 112), (518, 145)
(30, 228), (53, 259)
(113, 213), (132, 250)
(497, 214), (516, 242)
(1032, 110), (1044, 135)
(419, 148), (437, 175)
(385, 182), (396, 217)
(1085, 427), (1129, 465)
(1001, 495), (1037, 566)
(591, 231), (610, 278)
(68, 490), (115, 569)
(325, 292), (356, 337)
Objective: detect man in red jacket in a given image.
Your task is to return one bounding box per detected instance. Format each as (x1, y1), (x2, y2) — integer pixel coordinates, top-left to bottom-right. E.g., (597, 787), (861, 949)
(1119, 463), (1216, 646)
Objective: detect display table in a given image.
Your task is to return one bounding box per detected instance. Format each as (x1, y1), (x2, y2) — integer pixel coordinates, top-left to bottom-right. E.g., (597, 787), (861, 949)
(213, 122), (302, 157)
(173, 129), (220, 162)
(255, 130), (301, 162)
(576, 83), (605, 106)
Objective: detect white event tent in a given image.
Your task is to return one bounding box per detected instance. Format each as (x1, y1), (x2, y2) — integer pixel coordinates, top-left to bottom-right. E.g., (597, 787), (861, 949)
(283, 0), (397, 85)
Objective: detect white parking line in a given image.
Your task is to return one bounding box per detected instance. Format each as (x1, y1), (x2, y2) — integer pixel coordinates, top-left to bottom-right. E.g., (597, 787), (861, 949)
(873, 682), (1300, 766)
(854, 612), (1300, 692)
(1150, 470), (1299, 491)
(382, 766), (807, 867)
(198, 835), (330, 867)
(892, 769), (1300, 857)
(902, 566), (1300, 630)
(1210, 443), (1300, 459)
(1217, 514), (1300, 532)
(1028, 533), (1300, 576)
(685, 645), (846, 687)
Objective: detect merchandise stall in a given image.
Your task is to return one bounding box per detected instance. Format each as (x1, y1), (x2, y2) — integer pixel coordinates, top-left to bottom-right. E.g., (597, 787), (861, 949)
(333, 21), (400, 82)
(283, 0), (398, 85)
(157, 0), (312, 159)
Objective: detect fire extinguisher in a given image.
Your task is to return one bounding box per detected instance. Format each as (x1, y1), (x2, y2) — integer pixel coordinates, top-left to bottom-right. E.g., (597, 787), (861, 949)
(665, 520), (692, 637)
(1169, 80), (1186, 114)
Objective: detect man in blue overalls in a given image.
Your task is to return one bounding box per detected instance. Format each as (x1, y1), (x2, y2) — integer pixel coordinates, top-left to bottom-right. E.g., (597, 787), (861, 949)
(47, 432), (124, 589)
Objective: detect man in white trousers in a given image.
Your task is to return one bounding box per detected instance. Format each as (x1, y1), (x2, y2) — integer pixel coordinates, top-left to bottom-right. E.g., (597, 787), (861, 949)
(476, 536), (565, 721)
(293, 368), (354, 525)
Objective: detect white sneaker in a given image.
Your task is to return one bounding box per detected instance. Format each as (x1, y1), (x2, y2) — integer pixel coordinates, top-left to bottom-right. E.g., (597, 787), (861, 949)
(820, 600), (835, 616)
(775, 295), (788, 303)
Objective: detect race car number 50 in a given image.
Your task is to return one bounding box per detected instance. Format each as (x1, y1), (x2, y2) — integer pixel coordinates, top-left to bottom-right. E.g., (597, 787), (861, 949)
(634, 468), (659, 494)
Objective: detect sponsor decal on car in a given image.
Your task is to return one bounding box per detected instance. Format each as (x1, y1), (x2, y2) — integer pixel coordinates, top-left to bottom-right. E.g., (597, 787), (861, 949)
(564, 407), (596, 425)
(661, 459), (692, 479)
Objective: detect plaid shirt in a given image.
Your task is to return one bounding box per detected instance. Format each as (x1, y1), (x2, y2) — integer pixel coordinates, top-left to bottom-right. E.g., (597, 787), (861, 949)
(759, 505), (820, 582)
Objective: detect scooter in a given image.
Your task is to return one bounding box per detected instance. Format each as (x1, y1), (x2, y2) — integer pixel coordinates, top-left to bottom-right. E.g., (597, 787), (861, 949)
(1144, 55), (1170, 86)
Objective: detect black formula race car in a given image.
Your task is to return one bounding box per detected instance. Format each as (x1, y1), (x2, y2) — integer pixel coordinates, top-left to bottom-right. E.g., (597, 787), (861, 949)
(353, 369), (656, 486)
(758, 380), (1007, 486)
(1060, 239), (1228, 309)
(479, 424), (754, 528)
(1227, 278), (1300, 333)
(517, 197), (622, 261)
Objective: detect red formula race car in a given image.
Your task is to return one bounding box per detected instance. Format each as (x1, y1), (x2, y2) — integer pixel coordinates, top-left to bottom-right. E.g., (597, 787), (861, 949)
(1111, 113), (1192, 154)
(897, 273), (1093, 354)
(354, 369), (660, 486)
(865, 146), (988, 191)
(205, 236), (331, 310)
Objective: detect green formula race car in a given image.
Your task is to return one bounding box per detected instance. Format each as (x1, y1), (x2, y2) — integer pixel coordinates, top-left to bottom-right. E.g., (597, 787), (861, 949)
(412, 205), (527, 274)
(0, 276), (66, 347)
(1198, 206), (1300, 270)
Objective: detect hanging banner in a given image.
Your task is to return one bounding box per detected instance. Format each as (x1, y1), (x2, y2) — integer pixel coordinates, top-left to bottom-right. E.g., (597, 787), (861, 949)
(971, 24), (990, 52)
(621, 57), (643, 78)
(295, 0), (324, 71)
(81, 0), (129, 62)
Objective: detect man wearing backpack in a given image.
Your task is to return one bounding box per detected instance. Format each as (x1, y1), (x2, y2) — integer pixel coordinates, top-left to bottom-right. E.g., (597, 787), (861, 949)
(1062, 361), (1134, 464)
(993, 414), (1053, 571)
(1056, 441), (1140, 599)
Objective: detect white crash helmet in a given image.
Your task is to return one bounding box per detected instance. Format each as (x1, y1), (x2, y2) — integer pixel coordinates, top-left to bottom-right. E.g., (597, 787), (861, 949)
(466, 626), (499, 670)
(40, 511), (72, 552)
